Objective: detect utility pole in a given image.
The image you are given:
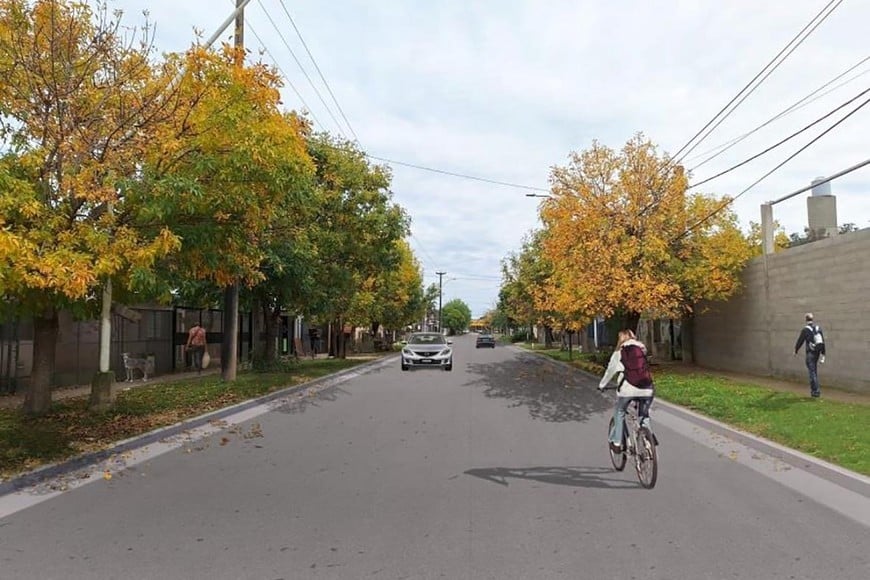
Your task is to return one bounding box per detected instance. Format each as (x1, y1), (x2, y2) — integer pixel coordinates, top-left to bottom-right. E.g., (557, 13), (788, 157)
(436, 271), (446, 334)
(222, 0), (245, 381)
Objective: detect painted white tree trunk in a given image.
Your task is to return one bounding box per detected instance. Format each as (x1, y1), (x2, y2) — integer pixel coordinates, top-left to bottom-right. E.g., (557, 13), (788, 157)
(99, 279), (112, 373)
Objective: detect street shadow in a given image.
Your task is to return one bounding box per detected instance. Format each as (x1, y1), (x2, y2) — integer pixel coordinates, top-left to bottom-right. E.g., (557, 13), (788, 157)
(464, 355), (612, 423)
(465, 465), (637, 489)
(269, 385), (352, 415)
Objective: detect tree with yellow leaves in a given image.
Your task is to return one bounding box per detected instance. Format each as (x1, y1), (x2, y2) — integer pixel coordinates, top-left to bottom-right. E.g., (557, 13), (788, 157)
(540, 134), (753, 337)
(0, 1), (182, 414)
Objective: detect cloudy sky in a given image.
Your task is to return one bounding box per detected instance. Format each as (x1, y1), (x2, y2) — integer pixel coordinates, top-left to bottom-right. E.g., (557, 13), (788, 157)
(111, 0), (870, 317)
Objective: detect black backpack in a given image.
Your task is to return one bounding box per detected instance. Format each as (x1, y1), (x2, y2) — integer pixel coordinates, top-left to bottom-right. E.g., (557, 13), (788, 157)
(806, 324), (826, 354)
(620, 343), (654, 388)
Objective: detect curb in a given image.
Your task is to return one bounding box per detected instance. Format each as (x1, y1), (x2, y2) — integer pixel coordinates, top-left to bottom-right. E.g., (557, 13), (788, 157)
(518, 347), (870, 494)
(0, 355), (396, 496)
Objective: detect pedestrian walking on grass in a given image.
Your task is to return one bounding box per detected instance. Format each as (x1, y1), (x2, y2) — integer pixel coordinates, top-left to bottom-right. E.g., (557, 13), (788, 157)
(794, 313), (826, 398)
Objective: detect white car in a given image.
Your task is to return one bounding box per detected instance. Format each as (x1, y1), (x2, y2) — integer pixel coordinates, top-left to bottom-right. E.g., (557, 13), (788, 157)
(401, 332), (453, 371)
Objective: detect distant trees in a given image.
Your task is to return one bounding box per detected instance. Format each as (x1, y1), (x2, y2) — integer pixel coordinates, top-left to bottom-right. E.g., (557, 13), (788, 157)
(441, 299), (472, 335)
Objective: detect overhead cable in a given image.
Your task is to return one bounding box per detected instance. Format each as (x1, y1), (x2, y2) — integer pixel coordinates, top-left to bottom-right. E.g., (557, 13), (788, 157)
(672, 0), (843, 164)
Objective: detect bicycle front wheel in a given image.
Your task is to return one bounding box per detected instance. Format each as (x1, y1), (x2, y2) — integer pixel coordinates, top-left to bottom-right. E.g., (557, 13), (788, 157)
(635, 427), (658, 489)
(608, 417), (626, 471)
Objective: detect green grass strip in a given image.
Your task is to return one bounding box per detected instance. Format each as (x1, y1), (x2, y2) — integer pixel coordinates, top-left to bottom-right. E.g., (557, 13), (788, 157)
(0, 358), (366, 480)
(654, 372), (869, 476)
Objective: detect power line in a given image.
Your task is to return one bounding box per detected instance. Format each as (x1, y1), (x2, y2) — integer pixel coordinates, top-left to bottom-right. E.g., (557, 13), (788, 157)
(409, 232), (440, 271)
(447, 272), (503, 281)
(672, 0), (843, 164)
(675, 91), (870, 241)
(687, 54), (870, 169)
(277, 0), (359, 142)
(370, 155), (549, 192)
(452, 276), (501, 284)
(245, 20), (326, 129)
(256, 0), (347, 137)
(770, 157), (870, 205)
(688, 85), (870, 190)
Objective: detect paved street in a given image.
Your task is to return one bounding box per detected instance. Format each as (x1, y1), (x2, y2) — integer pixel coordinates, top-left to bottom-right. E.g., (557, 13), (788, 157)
(1, 335), (868, 579)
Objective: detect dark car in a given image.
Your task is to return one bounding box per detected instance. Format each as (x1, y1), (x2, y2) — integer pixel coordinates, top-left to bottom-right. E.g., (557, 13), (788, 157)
(475, 333), (496, 348)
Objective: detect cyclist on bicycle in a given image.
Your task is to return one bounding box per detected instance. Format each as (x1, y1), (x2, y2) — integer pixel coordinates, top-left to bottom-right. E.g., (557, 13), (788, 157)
(597, 329), (654, 452)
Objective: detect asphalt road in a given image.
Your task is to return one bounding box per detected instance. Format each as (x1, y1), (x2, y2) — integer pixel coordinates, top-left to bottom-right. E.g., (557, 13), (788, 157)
(1, 336), (868, 579)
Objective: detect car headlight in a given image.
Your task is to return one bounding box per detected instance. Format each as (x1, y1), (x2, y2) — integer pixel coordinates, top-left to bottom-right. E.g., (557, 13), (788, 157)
(402, 348), (413, 356)
(439, 348), (452, 356)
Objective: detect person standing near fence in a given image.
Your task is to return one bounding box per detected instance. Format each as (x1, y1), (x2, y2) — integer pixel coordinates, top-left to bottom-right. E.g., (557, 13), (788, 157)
(186, 322), (207, 374)
(794, 312), (826, 398)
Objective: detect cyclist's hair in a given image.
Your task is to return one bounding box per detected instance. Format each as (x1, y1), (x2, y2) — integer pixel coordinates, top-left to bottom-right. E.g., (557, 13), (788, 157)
(616, 329), (636, 346)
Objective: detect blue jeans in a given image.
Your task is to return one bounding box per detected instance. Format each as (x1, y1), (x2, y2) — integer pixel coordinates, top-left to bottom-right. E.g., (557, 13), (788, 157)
(609, 397), (653, 445)
(805, 351), (821, 396)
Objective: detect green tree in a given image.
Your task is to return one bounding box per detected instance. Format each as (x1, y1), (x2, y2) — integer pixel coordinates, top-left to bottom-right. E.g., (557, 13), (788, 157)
(441, 299), (472, 335)
(422, 283), (440, 329)
(303, 134), (408, 357)
(139, 46), (314, 293)
(349, 239), (425, 336)
(747, 220), (790, 256)
(500, 231), (559, 344)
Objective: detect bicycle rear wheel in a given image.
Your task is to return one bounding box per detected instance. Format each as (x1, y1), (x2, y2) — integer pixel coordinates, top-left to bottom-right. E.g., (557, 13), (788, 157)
(608, 417), (626, 471)
(635, 427), (658, 489)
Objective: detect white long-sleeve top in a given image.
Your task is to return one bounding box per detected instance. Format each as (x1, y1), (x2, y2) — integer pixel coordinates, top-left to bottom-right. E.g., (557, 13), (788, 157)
(598, 339), (654, 398)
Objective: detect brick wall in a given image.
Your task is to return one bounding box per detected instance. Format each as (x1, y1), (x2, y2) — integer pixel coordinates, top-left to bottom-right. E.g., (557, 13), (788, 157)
(694, 228), (870, 394)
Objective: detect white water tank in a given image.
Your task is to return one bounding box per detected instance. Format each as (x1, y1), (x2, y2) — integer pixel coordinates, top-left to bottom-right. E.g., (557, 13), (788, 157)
(811, 177), (832, 196)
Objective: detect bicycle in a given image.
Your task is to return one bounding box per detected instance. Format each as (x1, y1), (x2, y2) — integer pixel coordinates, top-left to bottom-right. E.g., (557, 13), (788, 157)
(602, 387), (659, 489)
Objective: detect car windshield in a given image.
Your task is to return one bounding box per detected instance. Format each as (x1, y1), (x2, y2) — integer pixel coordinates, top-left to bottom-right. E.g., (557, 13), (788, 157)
(408, 333), (447, 345)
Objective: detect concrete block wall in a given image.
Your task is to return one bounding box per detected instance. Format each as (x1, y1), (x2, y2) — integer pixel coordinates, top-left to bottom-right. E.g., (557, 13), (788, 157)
(694, 228), (870, 394)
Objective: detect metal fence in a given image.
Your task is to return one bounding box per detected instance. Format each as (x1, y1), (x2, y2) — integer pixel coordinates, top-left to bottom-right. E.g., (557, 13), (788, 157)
(0, 306), (256, 393)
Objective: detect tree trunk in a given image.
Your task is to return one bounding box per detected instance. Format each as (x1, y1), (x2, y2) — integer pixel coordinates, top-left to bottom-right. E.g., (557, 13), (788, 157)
(251, 296), (265, 364)
(264, 306), (280, 362)
(338, 316), (347, 359)
(24, 307), (58, 416)
(221, 283), (239, 381)
(624, 311), (641, 334)
(544, 325), (554, 348)
(681, 310), (695, 364)
(328, 321), (336, 358)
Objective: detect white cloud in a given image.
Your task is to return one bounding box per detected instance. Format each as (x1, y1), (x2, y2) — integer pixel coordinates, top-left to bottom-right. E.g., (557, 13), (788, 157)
(113, 0), (870, 316)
